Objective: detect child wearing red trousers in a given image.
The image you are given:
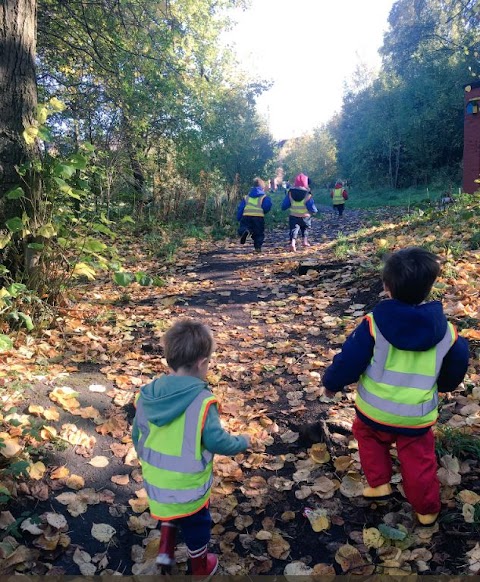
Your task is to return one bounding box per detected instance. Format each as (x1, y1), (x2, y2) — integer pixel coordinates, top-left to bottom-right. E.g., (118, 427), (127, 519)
(322, 247), (469, 525)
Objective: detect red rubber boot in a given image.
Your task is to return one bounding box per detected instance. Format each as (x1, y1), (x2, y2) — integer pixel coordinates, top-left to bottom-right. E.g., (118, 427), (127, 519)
(156, 522), (177, 572)
(189, 545), (218, 577)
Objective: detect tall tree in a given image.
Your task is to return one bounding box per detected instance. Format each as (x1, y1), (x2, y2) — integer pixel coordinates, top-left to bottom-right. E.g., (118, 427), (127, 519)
(0, 0), (38, 223)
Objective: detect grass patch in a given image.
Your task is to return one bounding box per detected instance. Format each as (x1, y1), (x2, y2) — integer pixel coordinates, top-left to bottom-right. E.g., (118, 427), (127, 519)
(312, 186), (457, 210)
(435, 426), (480, 460)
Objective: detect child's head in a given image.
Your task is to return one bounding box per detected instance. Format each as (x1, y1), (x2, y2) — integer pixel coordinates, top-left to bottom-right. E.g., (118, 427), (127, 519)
(163, 319), (214, 379)
(253, 177), (265, 189)
(294, 173), (309, 189)
(382, 247), (441, 305)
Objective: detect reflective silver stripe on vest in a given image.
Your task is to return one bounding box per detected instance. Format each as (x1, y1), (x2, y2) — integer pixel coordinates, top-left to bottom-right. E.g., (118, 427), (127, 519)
(365, 322), (453, 390)
(357, 382), (439, 416)
(145, 473), (213, 505)
(135, 389), (214, 473)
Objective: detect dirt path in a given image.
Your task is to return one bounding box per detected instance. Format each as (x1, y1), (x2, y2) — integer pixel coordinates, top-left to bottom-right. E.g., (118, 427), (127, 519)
(4, 206), (473, 575)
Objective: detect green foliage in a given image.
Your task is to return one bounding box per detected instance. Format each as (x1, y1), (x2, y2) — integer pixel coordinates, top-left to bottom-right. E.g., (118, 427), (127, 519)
(435, 426), (480, 460)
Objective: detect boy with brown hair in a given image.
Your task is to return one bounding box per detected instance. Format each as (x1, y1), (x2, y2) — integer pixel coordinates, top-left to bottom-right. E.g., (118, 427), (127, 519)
(323, 247), (469, 526)
(132, 319), (250, 575)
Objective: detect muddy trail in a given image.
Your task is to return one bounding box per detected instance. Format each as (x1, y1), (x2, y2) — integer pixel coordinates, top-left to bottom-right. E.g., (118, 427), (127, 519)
(2, 206), (478, 576)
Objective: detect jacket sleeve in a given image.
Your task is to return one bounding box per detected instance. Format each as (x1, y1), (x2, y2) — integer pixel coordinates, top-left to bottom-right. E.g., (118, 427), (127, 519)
(322, 318), (375, 392)
(262, 196), (272, 214)
(132, 416), (140, 450)
(306, 198), (318, 214)
(342, 189), (349, 200)
(202, 404), (248, 455)
(236, 199), (246, 221)
(437, 336), (469, 392)
(281, 195), (291, 211)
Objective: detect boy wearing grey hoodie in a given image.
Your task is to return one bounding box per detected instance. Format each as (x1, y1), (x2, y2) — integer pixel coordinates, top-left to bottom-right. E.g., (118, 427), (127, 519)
(132, 319), (249, 576)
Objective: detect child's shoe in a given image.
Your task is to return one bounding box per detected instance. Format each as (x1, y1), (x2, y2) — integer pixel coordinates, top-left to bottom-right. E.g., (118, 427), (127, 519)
(416, 512), (439, 527)
(156, 522), (177, 570)
(290, 239), (296, 252)
(363, 483), (393, 501)
(189, 545), (218, 577)
(254, 247), (262, 253)
(302, 238), (311, 247)
(239, 231), (249, 244)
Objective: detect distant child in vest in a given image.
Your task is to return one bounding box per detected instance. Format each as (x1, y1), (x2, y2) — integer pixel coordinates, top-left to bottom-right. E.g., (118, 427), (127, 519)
(322, 247), (469, 526)
(331, 180), (348, 217)
(281, 173), (318, 251)
(132, 320), (250, 576)
(237, 177), (272, 253)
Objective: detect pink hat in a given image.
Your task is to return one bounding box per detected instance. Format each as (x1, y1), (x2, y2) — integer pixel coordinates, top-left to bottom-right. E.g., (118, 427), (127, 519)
(294, 173), (308, 188)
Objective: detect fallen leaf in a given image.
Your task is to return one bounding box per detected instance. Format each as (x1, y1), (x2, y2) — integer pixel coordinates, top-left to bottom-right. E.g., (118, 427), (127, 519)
(88, 456), (109, 468)
(91, 523), (116, 543)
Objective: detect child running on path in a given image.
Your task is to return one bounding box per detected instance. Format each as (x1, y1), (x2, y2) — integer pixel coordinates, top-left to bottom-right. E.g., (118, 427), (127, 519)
(237, 177), (272, 253)
(281, 173), (318, 251)
(331, 180), (348, 218)
(322, 247), (469, 526)
(132, 320), (250, 575)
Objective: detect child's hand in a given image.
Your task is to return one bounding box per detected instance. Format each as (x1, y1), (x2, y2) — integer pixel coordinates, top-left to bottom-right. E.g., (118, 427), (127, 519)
(242, 434), (251, 449)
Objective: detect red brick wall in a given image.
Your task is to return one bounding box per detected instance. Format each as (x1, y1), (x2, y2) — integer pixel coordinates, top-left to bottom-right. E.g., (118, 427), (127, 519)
(462, 83), (480, 194)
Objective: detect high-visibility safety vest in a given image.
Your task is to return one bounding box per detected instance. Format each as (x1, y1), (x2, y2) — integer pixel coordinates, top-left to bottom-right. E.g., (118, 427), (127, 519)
(243, 195), (265, 217)
(332, 187), (345, 204)
(356, 314), (456, 429)
(289, 193), (311, 217)
(134, 390), (217, 520)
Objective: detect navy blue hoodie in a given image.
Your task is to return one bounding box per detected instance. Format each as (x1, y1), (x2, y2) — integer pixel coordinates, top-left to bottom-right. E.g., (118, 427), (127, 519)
(323, 299), (469, 435)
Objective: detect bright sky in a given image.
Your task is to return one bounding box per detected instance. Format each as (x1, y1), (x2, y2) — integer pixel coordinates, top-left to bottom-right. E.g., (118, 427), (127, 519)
(224, 0), (397, 140)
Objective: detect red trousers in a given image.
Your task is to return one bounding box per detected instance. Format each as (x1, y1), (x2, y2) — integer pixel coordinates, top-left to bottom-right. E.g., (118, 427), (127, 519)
(352, 417), (441, 515)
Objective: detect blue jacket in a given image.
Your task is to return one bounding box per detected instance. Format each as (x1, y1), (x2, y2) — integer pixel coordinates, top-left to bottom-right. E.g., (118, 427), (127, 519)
(132, 375), (248, 455)
(237, 187), (272, 221)
(323, 299), (469, 435)
(281, 187), (318, 214)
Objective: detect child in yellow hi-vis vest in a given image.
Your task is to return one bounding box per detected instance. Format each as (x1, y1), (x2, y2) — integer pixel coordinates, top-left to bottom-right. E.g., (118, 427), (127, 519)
(132, 320), (249, 575)
(330, 180), (348, 217)
(236, 177), (272, 252)
(322, 248), (469, 526)
(281, 173), (318, 251)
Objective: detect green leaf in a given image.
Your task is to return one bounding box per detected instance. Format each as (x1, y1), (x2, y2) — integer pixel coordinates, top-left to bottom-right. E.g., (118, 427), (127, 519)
(113, 272), (134, 286)
(152, 276), (166, 287)
(27, 242), (44, 251)
(6, 187), (25, 200)
(82, 142), (96, 152)
(37, 126), (52, 142)
(100, 212), (113, 225)
(7, 283), (27, 298)
(0, 265), (10, 275)
(121, 215), (135, 224)
(0, 335), (13, 351)
(83, 239), (107, 253)
(135, 272), (153, 286)
(54, 163), (76, 179)
(37, 224), (57, 238)
(378, 524), (407, 541)
(18, 312), (34, 331)
(54, 177), (73, 194)
(6, 217), (24, 233)
(68, 153), (87, 170)
(92, 223), (116, 238)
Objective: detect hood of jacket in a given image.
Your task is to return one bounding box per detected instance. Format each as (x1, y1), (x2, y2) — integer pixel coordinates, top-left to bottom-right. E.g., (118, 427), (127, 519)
(289, 187), (309, 202)
(138, 374), (210, 426)
(247, 186), (265, 198)
(372, 299), (448, 351)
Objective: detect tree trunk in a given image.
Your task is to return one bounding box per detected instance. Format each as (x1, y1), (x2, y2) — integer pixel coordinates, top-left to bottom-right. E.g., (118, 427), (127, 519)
(0, 0), (38, 225)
